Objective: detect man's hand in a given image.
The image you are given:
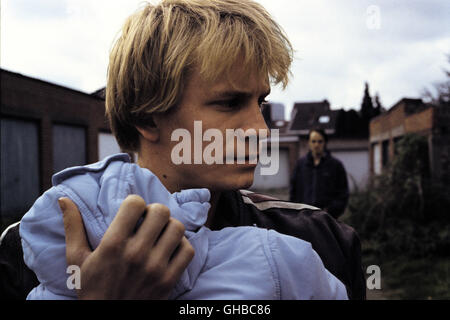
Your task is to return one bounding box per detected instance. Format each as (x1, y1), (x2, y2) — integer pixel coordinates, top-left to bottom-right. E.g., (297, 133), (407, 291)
(58, 195), (194, 299)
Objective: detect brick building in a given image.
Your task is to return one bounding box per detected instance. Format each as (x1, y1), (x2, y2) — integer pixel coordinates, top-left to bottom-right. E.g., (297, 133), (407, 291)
(0, 69), (120, 228)
(369, 97), (450, 183)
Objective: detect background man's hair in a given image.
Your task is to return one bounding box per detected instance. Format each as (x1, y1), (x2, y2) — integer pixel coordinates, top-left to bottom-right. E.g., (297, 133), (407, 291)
(308, 128), (328, 143)
(105, 0), (293, 152)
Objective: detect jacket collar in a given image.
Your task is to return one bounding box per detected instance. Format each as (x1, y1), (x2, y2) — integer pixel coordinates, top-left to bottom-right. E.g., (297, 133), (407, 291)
(306, 150), (331, 166)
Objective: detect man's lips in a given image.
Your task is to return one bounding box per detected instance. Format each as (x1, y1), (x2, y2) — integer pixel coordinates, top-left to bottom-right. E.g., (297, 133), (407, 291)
(224, 154), (259, 162)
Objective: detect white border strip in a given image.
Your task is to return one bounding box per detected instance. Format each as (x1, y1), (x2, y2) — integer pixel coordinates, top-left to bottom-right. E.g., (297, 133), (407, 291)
(239, 190), (254, 196)
(242, 195), (320, 211)
(0, 221), (20, 246)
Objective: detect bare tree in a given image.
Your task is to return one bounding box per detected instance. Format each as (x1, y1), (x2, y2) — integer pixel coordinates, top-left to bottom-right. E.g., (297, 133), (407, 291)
(422, 54), (450, 107)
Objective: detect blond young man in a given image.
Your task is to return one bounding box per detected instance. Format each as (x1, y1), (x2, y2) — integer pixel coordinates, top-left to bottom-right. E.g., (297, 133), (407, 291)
(0, 0), (365, 299)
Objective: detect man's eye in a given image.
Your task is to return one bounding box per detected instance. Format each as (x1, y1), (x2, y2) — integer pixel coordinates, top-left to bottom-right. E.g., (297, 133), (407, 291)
(259, 99), (269, 108)
(216, 99), (242, 109)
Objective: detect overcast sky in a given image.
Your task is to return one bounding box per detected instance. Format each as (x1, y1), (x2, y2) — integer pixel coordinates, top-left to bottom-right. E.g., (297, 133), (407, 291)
(1, 0), (449, 119)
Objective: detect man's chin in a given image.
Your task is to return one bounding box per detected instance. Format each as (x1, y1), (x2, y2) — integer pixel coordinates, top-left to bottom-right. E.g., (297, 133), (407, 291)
(228, 172), (255, 190)
(210, 173), (255, 192)
(235, 179), (254, 190)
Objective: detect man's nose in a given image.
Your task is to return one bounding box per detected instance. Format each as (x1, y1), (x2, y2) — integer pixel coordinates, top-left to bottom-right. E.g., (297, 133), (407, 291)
(249, 102), (270, 138)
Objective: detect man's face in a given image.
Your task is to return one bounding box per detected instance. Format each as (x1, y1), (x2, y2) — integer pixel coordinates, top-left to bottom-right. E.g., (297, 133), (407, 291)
(151, 62), (270, 192)
(308, 131), (325, 157)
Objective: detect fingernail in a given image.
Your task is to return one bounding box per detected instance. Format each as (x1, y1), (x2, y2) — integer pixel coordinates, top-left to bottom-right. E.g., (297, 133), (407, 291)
(58, 198), (66, 212)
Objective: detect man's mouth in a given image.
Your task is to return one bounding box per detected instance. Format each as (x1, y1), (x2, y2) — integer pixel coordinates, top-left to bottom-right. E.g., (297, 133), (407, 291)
(233, 154), (259, 164)
(222, 152), (259, 161)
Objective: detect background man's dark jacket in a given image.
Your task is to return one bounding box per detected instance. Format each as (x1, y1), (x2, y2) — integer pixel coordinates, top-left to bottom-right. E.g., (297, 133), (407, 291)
(0, 190), (365, 300)
(290, 151), (349, 218)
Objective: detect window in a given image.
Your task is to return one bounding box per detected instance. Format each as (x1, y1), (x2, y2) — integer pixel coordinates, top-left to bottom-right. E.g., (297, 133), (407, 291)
(53, 124), (86, 173)
(1, 118), (40, 219)
(318, 115), (330, 123)
(98, 132), (121, 160)
(382, 140), (389, 167)
(393, 137), (402, 155)
(373, 143), (381, 175)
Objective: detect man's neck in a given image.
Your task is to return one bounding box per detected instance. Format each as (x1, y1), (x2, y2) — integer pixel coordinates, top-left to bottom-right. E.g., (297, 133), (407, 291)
(137, 154), (221, 229)
(205, 192), (221, 228)
(312, 152), (323, 166)
(137, 153), (180, 193)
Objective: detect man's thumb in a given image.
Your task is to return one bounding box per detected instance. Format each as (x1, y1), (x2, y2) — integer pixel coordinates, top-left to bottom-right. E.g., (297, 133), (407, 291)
(58, 197), (91, 266)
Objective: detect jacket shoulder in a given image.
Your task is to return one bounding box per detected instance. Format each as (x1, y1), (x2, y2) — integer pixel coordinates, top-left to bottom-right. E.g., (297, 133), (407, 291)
(240, 190), (356, 240)
(51, 153), (130, 186)
(296, 155), (309, 166)
(237, 190), (365, 300)
(327, 154), (346, 168)
(0, 222), (39, 299)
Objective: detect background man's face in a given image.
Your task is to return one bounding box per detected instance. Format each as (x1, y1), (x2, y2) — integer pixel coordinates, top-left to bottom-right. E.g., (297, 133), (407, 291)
(152, 62), (270, 192)
(308, 131), (325, 158)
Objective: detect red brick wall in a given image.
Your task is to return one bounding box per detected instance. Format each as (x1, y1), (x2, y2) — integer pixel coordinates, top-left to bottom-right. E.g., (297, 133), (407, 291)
(369, 101), (435, 175)
(405, 108), (433, 133)
(1, 70), (109, 191)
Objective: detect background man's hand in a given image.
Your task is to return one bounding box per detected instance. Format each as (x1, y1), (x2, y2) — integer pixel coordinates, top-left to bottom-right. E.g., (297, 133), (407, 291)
(58, 195), (194, 299)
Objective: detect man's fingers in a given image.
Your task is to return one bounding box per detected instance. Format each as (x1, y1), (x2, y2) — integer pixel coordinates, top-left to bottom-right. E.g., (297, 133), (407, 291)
(134, 203), (171, 247)
(152, 217), (186, 261)
(101, 195), (148, 244)
(166, 237), (195, 280)
(58, 197), (92, 267)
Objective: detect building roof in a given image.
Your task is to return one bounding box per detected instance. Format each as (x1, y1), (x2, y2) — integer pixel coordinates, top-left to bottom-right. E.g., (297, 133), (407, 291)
(1, 68), (105, 101)
(261, 102), (289, 132)
(369, 98), (430, 125)
(390, 98), (427, 115)
(91, 87), (106, 99)
(287, 100), (337, 135)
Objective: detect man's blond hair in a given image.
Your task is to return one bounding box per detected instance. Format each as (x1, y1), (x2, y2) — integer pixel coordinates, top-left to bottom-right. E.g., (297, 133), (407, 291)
(106, 0), (293, 152)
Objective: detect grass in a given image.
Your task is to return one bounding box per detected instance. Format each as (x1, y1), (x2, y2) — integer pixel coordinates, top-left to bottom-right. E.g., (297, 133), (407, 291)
(361, 242), (450, 300)
(254, 188), (450, 300)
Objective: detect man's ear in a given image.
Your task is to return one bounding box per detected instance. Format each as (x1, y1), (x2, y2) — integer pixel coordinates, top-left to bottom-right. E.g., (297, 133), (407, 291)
(136, 125), (160, 143)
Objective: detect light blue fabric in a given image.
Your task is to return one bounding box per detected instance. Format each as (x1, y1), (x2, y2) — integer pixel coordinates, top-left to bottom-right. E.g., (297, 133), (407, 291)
(20, 154), (348, 300)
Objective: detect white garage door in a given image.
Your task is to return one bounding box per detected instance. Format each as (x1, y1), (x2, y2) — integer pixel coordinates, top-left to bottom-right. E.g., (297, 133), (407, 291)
(251, 148), (290, 190)
(332, 150), (369, 191)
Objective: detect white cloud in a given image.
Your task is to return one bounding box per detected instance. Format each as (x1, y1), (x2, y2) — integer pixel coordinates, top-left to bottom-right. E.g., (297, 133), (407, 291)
(261, 0), (449, 117)
(1, 0), (448, 119)
(1, 0), (145, 91)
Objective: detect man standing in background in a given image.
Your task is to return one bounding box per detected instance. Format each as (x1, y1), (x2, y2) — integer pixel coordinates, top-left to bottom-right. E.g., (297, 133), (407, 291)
(290, 129), (349, 219)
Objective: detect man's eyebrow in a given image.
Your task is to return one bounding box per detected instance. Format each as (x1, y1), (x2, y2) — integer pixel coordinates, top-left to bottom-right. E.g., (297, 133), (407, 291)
(208, 90), (251, 100)
(208, 89), (271, 100)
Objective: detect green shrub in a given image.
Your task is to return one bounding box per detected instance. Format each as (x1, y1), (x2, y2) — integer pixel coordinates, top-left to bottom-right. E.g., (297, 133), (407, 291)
(347, 134), (450, 257)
